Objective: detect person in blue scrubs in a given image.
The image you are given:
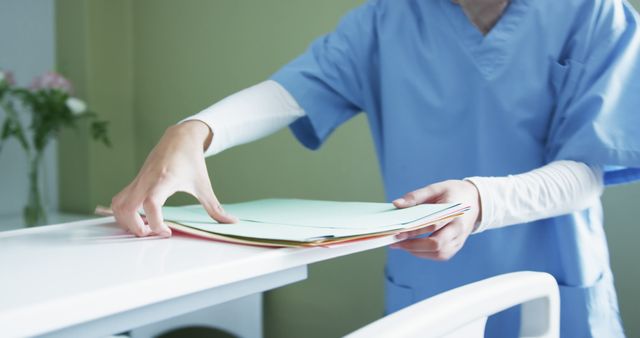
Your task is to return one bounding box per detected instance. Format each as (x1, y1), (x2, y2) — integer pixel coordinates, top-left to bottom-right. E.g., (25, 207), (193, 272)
(268, 0), (640, 336)
(112, 0), (640, 336)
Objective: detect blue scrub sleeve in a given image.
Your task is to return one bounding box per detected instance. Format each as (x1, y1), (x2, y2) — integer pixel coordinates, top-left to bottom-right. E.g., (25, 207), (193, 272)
(546, 1), (640, 185)
(270, 2), (377, 150)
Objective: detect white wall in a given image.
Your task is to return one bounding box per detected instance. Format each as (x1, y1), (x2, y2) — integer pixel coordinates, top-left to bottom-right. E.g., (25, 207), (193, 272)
(0, 0), (57, 218)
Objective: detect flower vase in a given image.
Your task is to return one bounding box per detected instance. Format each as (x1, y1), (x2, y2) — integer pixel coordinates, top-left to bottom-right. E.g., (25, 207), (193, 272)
(23, 151), (47, 227)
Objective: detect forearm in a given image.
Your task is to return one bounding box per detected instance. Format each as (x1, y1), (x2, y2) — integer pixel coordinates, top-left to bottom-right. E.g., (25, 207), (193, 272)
(182, 80), (305, 156)
(466, 160), (604, 232)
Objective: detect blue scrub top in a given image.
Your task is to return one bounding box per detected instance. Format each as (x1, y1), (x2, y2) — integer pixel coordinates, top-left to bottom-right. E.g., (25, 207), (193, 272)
(272, 0), (640, 336)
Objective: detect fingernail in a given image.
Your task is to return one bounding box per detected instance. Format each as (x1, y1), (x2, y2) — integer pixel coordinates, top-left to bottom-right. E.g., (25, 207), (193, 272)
(396, 233), (408, 240)
(393, 198), (405, 205)
(158, 230), (172, 238)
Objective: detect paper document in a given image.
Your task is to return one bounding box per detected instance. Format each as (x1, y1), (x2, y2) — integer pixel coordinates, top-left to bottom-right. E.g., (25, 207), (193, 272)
(155, 199), (468, 247)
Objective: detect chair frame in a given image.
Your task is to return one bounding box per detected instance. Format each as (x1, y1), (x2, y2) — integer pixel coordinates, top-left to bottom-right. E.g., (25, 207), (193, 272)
(346, 271), (560, 338)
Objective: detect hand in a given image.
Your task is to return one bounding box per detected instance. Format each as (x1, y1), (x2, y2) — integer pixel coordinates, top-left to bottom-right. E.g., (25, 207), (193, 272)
(390, 180), (481, 260)
(111, 121), (237, 237)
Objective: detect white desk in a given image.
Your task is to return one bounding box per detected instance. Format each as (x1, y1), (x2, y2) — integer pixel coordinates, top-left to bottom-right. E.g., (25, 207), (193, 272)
(0, 217), (396, 338)
(0, 211), (90, 232)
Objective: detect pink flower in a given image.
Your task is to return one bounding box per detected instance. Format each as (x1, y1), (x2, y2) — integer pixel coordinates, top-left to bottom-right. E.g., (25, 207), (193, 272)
(0, 69), (16, 86)
(30, 71), (74, 94)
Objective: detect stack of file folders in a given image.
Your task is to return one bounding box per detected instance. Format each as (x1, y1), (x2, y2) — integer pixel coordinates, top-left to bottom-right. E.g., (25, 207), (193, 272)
(147, 199), (469, 248)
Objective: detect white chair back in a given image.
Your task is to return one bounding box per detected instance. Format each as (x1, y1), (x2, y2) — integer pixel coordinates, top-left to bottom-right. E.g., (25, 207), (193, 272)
(345, 271), (560, 338)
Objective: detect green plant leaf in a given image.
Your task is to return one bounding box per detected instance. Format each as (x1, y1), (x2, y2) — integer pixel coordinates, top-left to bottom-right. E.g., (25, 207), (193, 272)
(91, 120), (111, 147)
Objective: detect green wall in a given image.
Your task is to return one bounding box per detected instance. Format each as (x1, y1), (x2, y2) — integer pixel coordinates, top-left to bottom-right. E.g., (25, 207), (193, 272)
(603, 183), (640, 337)
(56, 1), (640, 337)
(57, 0), (137, 213)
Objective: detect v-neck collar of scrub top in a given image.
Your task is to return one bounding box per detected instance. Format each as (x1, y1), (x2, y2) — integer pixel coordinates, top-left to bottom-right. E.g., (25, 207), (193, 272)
(441, 0), (530, 79)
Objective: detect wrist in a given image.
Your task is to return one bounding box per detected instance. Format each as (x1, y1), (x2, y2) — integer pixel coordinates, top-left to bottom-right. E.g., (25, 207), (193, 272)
(463, 178), (487, 233)
(467, 180), (482, 226)
(168, 120), (213, 151)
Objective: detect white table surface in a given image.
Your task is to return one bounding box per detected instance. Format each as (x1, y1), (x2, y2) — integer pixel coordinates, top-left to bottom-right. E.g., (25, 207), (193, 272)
(0, 217), (397, 337)
(0, 211), (91, 232)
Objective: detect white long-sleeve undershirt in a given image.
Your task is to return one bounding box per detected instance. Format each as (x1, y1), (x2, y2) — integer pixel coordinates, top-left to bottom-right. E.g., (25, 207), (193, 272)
(182, 81), (604, 231)
(465, 161), (603, 233)
(182, 80), (304, 157)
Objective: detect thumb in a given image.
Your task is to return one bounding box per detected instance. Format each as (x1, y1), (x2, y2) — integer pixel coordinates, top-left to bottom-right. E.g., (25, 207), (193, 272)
(393, 184), (444, 208)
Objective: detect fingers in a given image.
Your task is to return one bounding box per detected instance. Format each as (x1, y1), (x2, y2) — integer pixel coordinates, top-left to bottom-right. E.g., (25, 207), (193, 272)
(195, 183), (238, 224)
(110, 124), (232, 237)
(391, 219), (468, 261)
(142, 187), (174, 238)
(410, 241), (464, 261)
(393, 183), (446, 208)
(395, 225), (436, 241)
(112, 188), (152, 237)
(396, 218), (452, 240)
